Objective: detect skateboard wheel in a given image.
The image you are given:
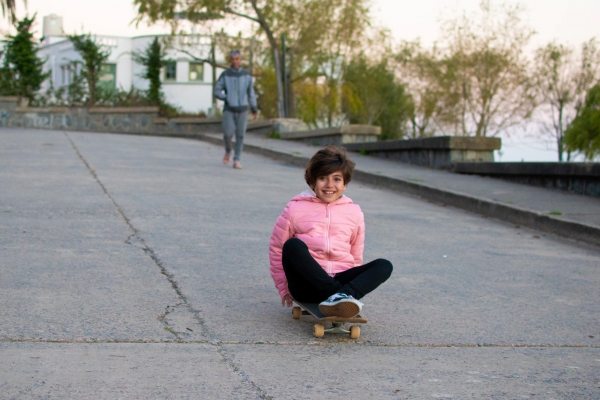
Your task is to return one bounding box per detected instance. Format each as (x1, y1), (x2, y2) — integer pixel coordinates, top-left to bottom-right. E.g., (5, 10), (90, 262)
(292, 307), (302, 319)
(349, 325), (360, 339)
(313, 324), (325, 338)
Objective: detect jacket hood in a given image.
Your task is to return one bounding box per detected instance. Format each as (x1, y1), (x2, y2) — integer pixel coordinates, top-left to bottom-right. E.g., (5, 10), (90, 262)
(291, 189), (353, 205)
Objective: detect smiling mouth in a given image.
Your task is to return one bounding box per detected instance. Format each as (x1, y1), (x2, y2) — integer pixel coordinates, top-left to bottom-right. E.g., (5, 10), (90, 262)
(323, 191), (336, 195)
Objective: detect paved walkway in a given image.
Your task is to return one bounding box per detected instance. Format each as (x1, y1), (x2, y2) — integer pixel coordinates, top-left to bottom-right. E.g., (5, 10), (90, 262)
(1, 128), (599, 398)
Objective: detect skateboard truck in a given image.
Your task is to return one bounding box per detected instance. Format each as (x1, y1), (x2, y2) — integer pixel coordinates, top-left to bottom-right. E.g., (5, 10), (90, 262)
(292, 302), (366, 339)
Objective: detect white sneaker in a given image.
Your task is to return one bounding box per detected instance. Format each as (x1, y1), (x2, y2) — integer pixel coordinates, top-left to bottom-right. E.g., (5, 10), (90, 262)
(318, 293), (363, 318)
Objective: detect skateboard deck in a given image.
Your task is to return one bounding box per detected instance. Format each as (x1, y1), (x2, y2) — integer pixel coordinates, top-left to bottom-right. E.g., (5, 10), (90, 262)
(292, 301), (367, 339)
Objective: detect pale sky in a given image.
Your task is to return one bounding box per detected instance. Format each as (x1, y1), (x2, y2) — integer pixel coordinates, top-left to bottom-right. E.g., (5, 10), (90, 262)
(4, 0), (599, 161)
(4, 0), (599, 47)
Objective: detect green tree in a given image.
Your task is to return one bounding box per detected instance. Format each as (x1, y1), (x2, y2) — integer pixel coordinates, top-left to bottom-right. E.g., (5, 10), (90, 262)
(397, 1), (536, 138)
(272, 0), (371, 126)
(343, 54), (410, 139)
(68, 34), (111, 106)
(534, 39), (600, 161)
(133, 0), (286, 116)
(2, 15), (49, 103)
(133, 0), (372, 120)
(0, 48), (18, 96)
(395, 42), (447, 138)
(564, 84), (600, 161)
(440, 0), (536, 137)
(133, 37), (167, 105)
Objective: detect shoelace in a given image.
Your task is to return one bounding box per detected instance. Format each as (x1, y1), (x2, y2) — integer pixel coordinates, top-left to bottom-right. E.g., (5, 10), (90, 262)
(329, 294), (349, 302)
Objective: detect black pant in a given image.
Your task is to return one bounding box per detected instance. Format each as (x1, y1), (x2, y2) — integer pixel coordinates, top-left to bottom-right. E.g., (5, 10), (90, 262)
(282, 238), (393, 303)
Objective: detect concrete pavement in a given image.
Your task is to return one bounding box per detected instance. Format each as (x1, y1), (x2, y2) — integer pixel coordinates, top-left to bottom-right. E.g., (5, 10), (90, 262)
(1, 128), (599, 398)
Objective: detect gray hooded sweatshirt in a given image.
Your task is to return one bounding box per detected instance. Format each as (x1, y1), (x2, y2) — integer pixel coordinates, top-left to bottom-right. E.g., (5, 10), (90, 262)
(214, 67), (258, 113)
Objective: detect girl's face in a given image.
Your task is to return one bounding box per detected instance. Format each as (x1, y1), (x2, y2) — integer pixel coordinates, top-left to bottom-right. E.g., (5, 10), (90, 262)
(311, 171), (348, 204)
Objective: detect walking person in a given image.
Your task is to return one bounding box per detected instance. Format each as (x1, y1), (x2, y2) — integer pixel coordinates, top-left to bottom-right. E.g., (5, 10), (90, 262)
(214, 50), (258, 169)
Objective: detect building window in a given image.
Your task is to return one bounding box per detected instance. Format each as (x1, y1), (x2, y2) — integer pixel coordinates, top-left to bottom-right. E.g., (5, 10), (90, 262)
(189, 62), (203, 81)
(98, 63), (116, 91)
(61, 64), (69, 85)
(164, 62), (176, 81)
(61, 63), (77, 86)
(97, 37), (118, 47)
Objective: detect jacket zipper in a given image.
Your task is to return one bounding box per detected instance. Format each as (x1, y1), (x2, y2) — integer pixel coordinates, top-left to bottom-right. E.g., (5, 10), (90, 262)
(325, 203), (331, 274)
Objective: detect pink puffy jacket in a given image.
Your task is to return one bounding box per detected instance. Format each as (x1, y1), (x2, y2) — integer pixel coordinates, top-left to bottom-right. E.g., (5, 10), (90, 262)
(269, 190), (365, 298)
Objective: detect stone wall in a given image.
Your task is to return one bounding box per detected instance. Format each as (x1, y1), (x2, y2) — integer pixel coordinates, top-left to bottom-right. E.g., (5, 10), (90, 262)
(0, 97), (18, 127)
(0, 97), (223, 136)
(0, 97), (381, 147)
(153, 117), (222, 135)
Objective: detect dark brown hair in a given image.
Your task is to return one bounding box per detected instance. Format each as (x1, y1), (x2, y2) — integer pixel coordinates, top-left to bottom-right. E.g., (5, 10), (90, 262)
(304, 145), (356, 188)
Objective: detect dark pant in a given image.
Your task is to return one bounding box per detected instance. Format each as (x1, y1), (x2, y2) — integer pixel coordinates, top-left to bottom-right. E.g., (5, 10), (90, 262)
(222, 109), (248, 161)
(282, 238), (393, 303)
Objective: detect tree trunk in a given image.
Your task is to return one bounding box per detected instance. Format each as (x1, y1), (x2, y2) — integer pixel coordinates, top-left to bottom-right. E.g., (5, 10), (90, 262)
(87, 67), (95, 106)
(273, 48), (285, 118)
(557, 104), (564, 162)
(249, 0), (285, 118)
(287, 49), (295, 118)
(211, 38), (217, 115)
(557, 136), (564, 162)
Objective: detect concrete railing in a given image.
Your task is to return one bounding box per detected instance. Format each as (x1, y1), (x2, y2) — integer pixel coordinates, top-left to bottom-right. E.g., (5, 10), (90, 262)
(279, 124), (381, 146)
(344, 136), (502, 169)
(245, 119), (381, 146)
(246, 118), (309, 136)
(453, 162), (600, 197)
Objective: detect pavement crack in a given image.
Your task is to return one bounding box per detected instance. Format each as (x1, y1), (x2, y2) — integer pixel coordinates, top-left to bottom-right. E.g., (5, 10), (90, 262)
(63, 132), (209, 342)
(64, 132), (265, 393)
(216, 346), (273, 400)
(158, 303), (184, 342)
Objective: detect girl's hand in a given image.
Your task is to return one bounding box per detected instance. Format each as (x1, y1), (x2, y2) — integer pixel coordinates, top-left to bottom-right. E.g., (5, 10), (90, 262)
(282, 294), (294, 307)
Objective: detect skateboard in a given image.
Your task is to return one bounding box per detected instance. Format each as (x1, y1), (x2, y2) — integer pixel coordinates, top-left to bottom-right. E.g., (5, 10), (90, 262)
(292, 301), (367, 339)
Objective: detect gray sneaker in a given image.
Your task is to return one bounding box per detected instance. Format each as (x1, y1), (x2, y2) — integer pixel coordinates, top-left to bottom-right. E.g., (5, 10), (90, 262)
(318, 293), (363, 318)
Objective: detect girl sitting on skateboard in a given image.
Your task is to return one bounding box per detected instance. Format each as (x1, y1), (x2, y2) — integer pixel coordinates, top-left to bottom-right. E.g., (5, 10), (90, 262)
(269, 145), (393, 318)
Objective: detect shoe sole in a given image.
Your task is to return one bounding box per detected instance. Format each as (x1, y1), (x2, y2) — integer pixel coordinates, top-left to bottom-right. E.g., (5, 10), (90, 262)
(318, 301), (360, 318)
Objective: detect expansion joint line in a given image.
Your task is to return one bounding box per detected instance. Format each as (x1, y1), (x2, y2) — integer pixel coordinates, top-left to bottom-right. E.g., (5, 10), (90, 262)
(63, 132), (270, 399)
(1, 337), (598, 349)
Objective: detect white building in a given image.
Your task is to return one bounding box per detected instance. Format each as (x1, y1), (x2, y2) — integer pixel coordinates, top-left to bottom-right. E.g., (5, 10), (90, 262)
(38, 15), (227, 114)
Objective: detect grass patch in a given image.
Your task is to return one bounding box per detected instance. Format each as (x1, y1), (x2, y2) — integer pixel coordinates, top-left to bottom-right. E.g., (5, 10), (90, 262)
(549, 211), (563, 216)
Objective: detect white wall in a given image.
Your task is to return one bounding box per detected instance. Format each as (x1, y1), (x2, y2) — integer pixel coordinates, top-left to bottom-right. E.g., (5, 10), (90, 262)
(38, 33), (229, 113)
(162, 83), (214, 114)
